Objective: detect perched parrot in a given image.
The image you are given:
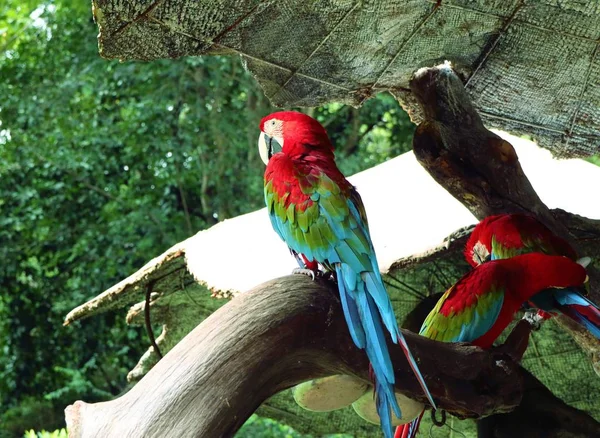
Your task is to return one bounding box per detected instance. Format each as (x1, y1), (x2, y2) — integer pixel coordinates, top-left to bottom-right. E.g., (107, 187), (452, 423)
(258, 111), (435, 437)
(465, 213), (577, 266)
(465, 213), (600, 338)
(395, 252), (588, 438)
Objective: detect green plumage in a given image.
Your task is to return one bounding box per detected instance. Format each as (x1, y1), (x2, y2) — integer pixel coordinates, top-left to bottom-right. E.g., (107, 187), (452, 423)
(264, 170), (368, 264)
(420, 282), (505, 343)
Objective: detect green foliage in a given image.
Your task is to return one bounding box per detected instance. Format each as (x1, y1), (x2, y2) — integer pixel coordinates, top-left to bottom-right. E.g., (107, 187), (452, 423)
(23, 429), (67, 438)
(237, 415), (308, 438)
(1, 399), (62, 437)
(0, 0), (413, 436)
(587, 156), (600, 167)
(236, 415), (351, 438)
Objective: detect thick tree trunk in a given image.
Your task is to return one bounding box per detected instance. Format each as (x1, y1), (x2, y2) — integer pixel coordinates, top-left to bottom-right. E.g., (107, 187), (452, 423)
(66, 275), (531, 437)
(409, 62), (600, 348)
(408, 62), (600, 437)
(477, 367), (600, 438)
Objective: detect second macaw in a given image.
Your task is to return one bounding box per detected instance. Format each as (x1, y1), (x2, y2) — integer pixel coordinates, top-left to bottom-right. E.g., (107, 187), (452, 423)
(395, 252), (588, 438)
(465, 213), (600, 338)
(258, 111), (435, 438)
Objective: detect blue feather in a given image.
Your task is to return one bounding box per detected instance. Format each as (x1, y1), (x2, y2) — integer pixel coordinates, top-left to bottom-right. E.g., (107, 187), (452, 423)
(336, 265), (366, 348)
(363, 271), (400, 343)
(376, 379), (394, 438)
(358, 290), (397, 385)
(541, 288), (600, 339)
(266, 176), (436, 437)
(553, 289), (592, 306)
(572, 313), (600, 338)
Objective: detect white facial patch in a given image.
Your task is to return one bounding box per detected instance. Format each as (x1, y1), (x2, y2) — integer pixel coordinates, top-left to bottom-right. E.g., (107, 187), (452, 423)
(577, 256), (591, 268)
(258, 118), (285, 165)
(472, 241), (490, 265)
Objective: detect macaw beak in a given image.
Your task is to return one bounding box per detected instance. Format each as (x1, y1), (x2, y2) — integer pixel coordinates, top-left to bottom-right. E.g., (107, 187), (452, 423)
(257, 132), (283, 165)
(577, 257), (592, 268)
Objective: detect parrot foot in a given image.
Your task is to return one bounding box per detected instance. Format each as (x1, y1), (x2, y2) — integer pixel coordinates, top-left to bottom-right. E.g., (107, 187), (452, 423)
(523, 311), (544, 331)
(292, 268), (317, 281)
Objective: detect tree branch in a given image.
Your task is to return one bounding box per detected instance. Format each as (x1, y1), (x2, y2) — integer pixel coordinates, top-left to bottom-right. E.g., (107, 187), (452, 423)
(65, 275), (528, 437)
(408, 63), (600, 355)
(402, 281), (600, 438)
(477, 365), (600, 438)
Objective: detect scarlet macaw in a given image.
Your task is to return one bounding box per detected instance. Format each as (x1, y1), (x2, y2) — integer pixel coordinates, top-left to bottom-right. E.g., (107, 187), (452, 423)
(395, 252), (588, 438)
(258, 111), (434, 437)
(465, 213), (600, 338)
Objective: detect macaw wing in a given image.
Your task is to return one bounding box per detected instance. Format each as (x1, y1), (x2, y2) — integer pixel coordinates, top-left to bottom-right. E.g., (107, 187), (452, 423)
(419, 269), (504, 343)
(266, 167), (436, 413)
(489, 215), (576, 261)
(265, 171), (398, 341)
(265, 173), (370, 266)
(490, 235), (571, 261)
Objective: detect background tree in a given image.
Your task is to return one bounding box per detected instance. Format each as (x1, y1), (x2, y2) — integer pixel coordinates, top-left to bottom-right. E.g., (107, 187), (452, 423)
(0, 1), (414, 435)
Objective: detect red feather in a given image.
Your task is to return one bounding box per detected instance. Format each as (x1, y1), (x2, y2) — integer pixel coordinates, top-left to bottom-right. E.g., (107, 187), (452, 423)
(432, 254), (587, 349)
(465, 213), (577, 267)
(262, 112), (352, 208)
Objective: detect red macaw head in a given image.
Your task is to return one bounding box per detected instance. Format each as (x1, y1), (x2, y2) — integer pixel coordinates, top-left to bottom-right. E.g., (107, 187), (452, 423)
(258, 111), (334, 165)
(464, 214), (504, 267)
(464, 213), (579, 267)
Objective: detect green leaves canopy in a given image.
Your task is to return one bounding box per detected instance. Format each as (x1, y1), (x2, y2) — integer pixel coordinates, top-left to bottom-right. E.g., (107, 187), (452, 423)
(0, 1), (414, 434)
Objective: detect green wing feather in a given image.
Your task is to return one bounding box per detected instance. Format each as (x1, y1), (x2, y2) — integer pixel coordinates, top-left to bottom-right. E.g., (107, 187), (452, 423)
(419, 272), (505, 343)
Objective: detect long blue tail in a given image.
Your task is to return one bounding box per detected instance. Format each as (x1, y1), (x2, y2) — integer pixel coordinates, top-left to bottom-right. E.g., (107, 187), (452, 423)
(337, 265), (435, 437)
(531, 288), (600, 338)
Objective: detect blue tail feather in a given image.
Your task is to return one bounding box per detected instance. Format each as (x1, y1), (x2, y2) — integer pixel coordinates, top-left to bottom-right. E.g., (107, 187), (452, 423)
(336, 265), (366, 348)
(363, 271), (400, 342)
(375, 379), (395, 438)
(571, 312), (600, 338)
(359, 290), (397, 385)
(336, 260), (435, 437)
(532, 288), (600, 339)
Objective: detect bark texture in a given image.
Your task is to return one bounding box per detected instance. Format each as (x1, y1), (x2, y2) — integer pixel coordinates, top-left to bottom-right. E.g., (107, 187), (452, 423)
(66, 275), (531, 437)
(91, 0), (600, 157)
(410, 62), (600, 345)
(476, 367), (600, 438)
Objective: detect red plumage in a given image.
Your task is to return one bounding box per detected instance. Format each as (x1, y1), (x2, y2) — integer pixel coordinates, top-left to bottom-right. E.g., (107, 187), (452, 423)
(569, 305), (600, 325)
(428, 253), (587, 349)
(260, 111), (438, 436)
(465, 213), (577, 267)
(481, 253), (586, 348)
(261, 112), (352, 208)
(397, 252), (587, 438)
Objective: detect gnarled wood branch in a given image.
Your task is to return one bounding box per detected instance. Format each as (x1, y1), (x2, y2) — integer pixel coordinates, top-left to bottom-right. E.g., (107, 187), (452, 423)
(409, 63), (600, 364)
(66, 275), (529, 437)
(477, 367), (600, 438)
(403, 281), (600, 438)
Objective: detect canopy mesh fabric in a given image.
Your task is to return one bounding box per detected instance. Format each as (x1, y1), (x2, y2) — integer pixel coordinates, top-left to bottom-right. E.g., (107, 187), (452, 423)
(93, 0), (600, 157)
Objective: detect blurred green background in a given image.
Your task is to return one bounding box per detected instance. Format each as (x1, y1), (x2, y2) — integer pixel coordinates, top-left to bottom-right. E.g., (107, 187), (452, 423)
(3, 2), (600, 437)
(0, 1), (417, 436)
